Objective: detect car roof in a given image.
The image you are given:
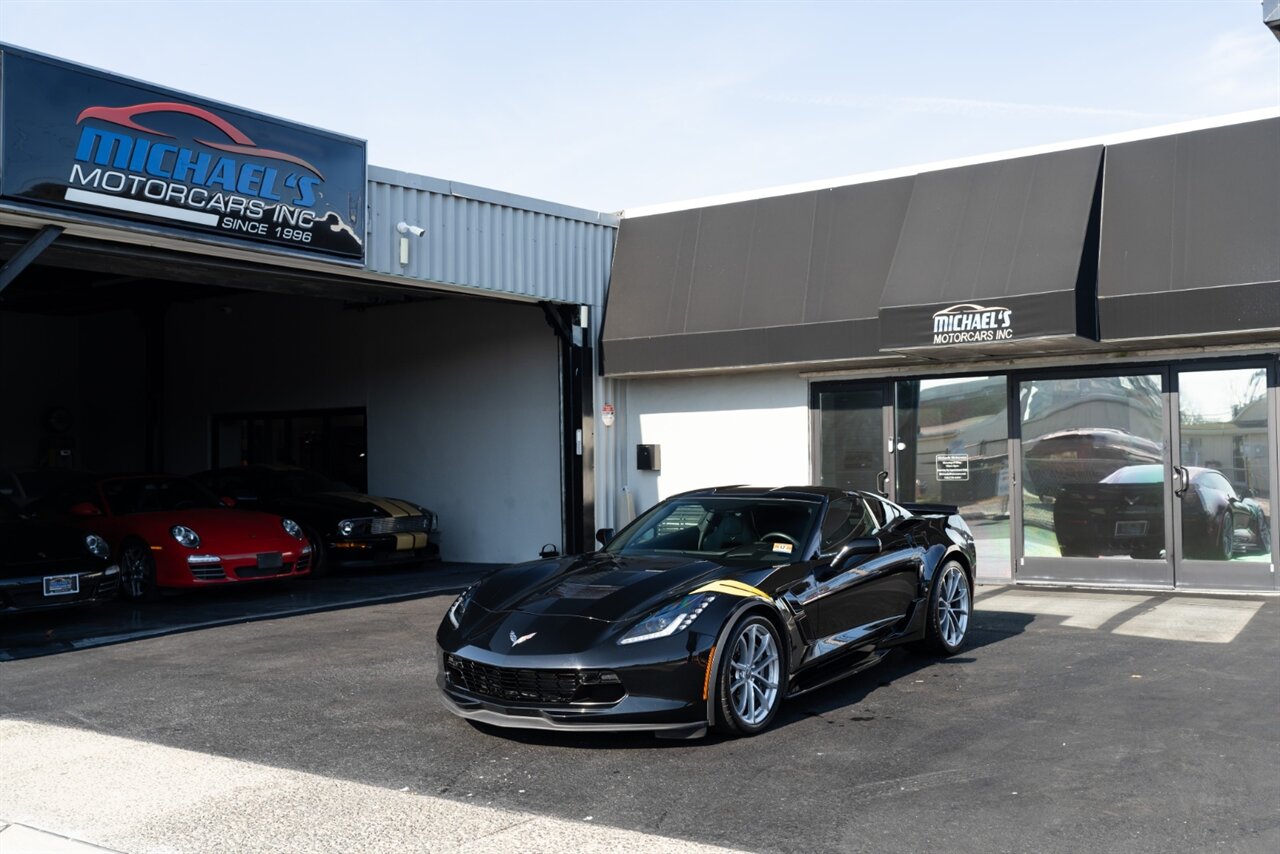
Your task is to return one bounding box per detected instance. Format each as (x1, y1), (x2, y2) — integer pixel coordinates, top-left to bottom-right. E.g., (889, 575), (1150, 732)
(668, 485), (859, 502)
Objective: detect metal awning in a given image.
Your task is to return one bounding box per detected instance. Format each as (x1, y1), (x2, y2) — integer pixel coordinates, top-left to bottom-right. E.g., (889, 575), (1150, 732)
(601, 178), (913, 375)
(1097, 117), (1280, 344)
(877, 145), (1103, 356)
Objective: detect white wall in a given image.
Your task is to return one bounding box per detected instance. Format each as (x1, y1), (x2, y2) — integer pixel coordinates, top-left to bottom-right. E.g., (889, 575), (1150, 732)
(163, 293), (561, 564)
(613, 371), (810, 521)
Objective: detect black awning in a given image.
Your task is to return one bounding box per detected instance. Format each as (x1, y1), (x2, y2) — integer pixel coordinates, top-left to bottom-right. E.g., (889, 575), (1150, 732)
(601, 177), (914, 376)
(1097, 117), (1280, 344)
(877, 145), (1103, 355)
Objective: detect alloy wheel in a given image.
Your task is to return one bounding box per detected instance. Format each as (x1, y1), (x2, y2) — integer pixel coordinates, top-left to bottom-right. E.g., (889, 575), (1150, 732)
(729, 623), (780, 726)
(121, 546), (148, 599)
(936, 564), (970, 648)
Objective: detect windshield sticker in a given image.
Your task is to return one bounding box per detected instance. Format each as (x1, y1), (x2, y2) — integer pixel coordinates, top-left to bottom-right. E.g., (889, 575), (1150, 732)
(772, 542), (794, 554)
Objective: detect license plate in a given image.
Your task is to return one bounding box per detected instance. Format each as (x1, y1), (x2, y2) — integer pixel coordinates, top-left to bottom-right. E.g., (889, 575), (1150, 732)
(1115, 520), (1148, 537)
(43, 574), (80, 596)
(257, 552), (283, 570)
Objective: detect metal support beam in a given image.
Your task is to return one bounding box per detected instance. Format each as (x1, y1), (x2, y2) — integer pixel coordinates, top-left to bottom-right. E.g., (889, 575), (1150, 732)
(0, 225), (64, 294)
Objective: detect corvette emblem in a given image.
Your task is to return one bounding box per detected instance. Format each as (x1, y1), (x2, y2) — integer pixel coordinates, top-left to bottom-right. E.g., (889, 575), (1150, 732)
(509, 630), (536, 647)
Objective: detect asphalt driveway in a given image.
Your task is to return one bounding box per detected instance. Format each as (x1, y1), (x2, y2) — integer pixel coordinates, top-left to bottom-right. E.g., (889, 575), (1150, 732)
(1, 585), (1277, 853)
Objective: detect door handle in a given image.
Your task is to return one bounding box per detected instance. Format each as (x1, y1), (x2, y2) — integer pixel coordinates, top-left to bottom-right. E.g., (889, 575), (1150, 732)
(1174, 465), (1189, 497)
(876, 470), (889, 497)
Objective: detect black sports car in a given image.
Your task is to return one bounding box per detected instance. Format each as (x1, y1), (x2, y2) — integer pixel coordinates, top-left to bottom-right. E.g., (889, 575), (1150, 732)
(1053, 464), (1271, 560)
(192, 466), (440, 572)
(436, 486), (976, 738)
(0, 496), (120, 613)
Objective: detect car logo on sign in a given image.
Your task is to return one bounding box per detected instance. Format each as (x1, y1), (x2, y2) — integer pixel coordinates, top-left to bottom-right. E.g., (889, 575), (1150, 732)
(509, 630), (536, 647)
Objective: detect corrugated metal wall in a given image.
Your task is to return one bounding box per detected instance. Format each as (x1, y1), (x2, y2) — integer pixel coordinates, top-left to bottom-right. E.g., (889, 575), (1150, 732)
(366, 166), (617, 307)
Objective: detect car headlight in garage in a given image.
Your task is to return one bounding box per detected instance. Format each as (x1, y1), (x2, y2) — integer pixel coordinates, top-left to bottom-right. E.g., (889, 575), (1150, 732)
(170, 525), (200, 548)
(618, 593), (717, 645)
(447, 584), (479, 628)
(281, 518), (304, 540)
(85, 534), (110, 559)
(338, 519), (356, 537)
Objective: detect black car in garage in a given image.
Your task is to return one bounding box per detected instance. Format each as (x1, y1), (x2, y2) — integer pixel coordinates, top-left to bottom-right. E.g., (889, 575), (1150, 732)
(0, 496), (120, 613)
(192, 466), (440, 572)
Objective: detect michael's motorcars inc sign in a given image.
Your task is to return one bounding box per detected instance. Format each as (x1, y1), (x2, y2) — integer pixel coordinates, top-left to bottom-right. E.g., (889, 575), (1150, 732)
(0, 45), (367, 262)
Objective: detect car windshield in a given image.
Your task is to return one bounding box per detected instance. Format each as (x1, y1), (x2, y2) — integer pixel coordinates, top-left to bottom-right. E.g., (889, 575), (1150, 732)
(269, 469), (355, 496)
(102, 477), (221, 515)
(606, 496), (821, 563)
(1102, 465), (1164, 484)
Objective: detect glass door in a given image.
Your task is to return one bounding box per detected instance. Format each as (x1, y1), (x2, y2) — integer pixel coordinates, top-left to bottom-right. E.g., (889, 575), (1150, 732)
(812, 383), (892, 496)
(1172, 365), (1275, 590)
(1016, 371), (1174, 587)
(895, 376), (1012, 579)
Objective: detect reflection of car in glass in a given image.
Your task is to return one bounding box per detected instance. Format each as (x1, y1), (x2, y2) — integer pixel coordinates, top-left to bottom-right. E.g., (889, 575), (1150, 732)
(29, 475), (312, 600)
(1024, 429), (1164, 501)
(0, 496), (119, 613)
(191, 466), (439, 572)
(1053, 465), (1270, 560)
(437, 486), (976, 739)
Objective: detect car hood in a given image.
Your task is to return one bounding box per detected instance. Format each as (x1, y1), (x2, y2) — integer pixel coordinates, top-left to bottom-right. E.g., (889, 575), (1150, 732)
(473, 551), (759, 625)
(0, 518), (101, 576)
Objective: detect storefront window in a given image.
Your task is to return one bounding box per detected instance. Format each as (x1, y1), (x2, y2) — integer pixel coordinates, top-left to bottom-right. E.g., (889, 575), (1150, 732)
(815, 388), (884, 493)
(897, 376), (1010, 577)
(1020, 374), (1165, 559)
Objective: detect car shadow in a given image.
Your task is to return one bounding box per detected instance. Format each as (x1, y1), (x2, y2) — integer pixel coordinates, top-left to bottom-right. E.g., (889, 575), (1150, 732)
(462, 608), (1034, 750)
(0, 562), (497, 660)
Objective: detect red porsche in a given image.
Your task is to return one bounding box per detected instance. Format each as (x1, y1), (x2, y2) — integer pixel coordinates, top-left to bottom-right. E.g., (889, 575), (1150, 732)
(31, 475), (312, 600)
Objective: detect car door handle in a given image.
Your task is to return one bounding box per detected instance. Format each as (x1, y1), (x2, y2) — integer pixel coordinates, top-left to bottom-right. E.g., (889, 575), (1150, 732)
(1174, 465), (1189, 497)
(876, 471), (889, 497)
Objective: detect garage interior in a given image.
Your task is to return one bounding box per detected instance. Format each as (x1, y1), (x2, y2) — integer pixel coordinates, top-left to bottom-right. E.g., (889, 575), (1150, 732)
(0, 226), (566, 565)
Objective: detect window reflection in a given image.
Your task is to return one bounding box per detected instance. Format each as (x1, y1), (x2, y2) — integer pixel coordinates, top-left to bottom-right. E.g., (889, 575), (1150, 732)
(1020, 375), (1165, 559)
(1178, 369), (1271, 562)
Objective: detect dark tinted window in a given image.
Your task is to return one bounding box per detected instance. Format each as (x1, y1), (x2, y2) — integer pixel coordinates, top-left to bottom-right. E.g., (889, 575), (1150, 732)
(101, 478), (219, 515)
(819, 497), (876, 553)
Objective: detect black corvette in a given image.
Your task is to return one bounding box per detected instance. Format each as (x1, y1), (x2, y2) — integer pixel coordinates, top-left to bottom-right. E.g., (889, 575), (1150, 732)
(0, 496), (119, 613)
(437, 486), (976, 738)
(192, 466), (440, 572)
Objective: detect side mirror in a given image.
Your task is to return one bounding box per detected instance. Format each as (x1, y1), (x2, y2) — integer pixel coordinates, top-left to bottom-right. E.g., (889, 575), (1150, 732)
(595, 527), (616, 547)
(539, 543), (560, 559)
(219, 496), (237, 508)
(69, 501), (103, 517)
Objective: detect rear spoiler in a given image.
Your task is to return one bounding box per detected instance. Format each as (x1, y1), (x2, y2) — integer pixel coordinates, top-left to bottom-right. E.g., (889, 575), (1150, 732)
(900, 502), (959, 517)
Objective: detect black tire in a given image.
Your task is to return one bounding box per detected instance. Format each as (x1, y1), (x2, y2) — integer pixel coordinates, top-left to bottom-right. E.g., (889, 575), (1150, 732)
(715, 613), (784, 737)
(303, 527), (329, 577)
(118, 540), (160, 602)
(917, 560), (971, 655)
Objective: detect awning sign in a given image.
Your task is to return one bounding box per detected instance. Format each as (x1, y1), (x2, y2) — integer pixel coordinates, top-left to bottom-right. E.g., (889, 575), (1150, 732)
(936, 454), (970, 481)
(0, 46), (367, 262)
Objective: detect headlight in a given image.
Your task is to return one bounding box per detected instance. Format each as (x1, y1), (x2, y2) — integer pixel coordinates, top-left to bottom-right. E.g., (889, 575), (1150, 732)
(281, 518), (304, 540)
(85, 534), (110, 559)
(171, 525), (200, 548)
(618, 593), (717, 645)
(338, 519), (355, 537)
(447, 584), (478, 628)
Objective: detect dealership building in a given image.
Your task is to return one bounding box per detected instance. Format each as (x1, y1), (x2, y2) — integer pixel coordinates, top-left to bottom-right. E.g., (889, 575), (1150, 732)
(1, 44), (1277, 590)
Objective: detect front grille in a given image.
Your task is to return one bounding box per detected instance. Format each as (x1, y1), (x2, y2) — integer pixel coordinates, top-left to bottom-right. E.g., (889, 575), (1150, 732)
(368, 515), (431, 535)
(97, 575), (120, 596)
(296, 553), (312, 572)
(190, 564), (226, 581)
(445, 655), (622, 706)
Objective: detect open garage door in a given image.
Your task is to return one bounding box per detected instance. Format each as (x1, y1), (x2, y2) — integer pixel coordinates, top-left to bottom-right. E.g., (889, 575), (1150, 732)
(0, 228), (572, 565)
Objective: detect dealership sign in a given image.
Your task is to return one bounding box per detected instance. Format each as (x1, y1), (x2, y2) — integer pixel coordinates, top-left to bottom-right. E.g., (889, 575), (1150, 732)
(0, 46), (366, 262)
(931, 303), (1013, 345)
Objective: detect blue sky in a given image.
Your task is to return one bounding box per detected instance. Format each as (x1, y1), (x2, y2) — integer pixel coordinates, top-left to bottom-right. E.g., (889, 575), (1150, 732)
(2, 1), (1276, 212)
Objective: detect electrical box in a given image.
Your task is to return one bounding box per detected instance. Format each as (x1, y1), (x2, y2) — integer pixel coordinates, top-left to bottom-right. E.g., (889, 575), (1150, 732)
(636, 444), (661, 471)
